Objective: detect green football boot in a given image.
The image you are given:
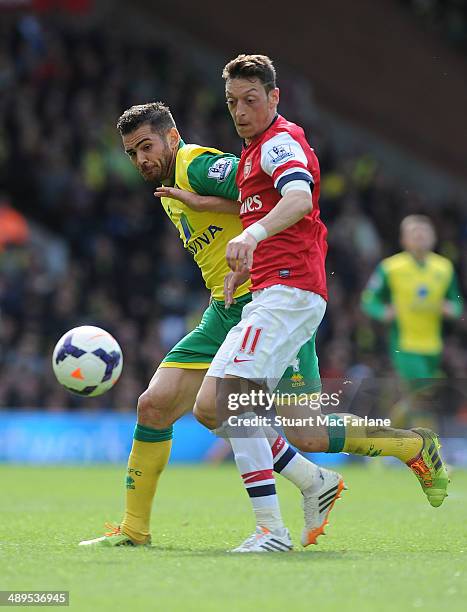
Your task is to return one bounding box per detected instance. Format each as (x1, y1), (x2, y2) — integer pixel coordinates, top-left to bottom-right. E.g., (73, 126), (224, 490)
(79, 523), (151, 547)
(406, 428), (450, 507)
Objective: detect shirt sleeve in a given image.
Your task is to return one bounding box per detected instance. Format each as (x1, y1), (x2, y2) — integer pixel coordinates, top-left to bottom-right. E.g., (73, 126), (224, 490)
(186, 152), (239, 201)
(260, 131), (314, 196)
(445, 269), (464, 318)
(361, 264), (391, 321)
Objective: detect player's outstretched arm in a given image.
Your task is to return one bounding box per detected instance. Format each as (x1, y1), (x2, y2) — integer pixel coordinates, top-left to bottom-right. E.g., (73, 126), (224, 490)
(154, 186), (239, 214)
(226, 189), (312, 273)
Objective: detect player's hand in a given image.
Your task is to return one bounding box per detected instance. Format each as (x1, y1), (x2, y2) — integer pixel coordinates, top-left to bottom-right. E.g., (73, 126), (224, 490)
(224, 270), (250, 309)
(442, 300), (456, 319)
(383, 305), (396, 322)
(154, 186), (205, 210)
(226, 231), (257, 273)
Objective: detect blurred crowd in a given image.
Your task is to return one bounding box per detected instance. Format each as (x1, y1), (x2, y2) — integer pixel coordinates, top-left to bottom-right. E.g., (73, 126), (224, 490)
(400, 0), (467, 51)
(0, 14), (466, 410)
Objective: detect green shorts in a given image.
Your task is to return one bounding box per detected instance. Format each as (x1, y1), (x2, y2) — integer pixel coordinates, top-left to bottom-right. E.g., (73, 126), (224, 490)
(161, 293), (321, 394)
(392, 350), (441, 379)
(392, 350), (441, 391)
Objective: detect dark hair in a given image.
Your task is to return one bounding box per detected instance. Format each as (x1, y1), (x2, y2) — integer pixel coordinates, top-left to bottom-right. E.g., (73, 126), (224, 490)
(222, 54), (277, 93)
(116, 102), (176, 136)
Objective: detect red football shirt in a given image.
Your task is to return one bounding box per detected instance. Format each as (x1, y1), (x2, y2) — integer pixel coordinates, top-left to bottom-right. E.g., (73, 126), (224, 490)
(236, 114), (328, 300)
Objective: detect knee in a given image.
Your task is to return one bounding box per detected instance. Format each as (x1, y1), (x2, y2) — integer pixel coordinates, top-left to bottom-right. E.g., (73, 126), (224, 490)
(193, 376), (220, 430)
(137, 388), (175, 429)
(193, 393), (217, 430)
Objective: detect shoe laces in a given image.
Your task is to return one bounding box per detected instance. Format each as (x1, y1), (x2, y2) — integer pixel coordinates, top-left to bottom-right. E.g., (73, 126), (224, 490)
(104, 523), (122, 537)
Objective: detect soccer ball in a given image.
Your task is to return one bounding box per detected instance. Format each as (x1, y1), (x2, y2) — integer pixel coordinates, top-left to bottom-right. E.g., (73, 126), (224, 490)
(52, 325), (123, 397)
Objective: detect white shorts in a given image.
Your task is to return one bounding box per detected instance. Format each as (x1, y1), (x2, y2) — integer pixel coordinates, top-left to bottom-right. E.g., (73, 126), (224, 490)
(207, 284), (326, 391)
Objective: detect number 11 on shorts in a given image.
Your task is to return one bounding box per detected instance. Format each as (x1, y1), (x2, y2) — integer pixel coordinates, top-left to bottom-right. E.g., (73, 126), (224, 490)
(239, 326), (263, 355)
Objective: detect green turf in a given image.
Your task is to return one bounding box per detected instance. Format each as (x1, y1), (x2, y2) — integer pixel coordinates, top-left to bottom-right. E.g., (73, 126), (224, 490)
(1, 463), (466, 611)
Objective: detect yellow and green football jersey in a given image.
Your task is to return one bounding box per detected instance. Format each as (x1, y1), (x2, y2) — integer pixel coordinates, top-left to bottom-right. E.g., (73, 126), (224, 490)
(160, 142), (249, 301)
(362, 251), (463, 355)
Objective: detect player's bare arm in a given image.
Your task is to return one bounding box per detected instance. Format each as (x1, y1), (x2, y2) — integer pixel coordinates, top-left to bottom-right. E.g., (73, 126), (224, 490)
(226, 189), (312, 273)
(154, 186), (240, 214)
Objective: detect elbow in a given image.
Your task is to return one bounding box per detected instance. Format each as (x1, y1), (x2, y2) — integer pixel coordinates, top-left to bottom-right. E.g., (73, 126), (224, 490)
(299, 194), (313, 216)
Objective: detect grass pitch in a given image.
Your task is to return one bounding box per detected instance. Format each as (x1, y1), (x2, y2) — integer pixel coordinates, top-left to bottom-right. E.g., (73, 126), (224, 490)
(1, 463), (466, 611)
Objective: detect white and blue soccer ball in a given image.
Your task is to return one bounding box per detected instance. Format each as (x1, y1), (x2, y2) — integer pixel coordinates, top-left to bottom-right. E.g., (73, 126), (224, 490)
(52, 325), (123, 397)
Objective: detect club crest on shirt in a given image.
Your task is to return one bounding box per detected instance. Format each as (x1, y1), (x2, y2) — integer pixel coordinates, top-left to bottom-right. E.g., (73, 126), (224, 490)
(244, 157), (252, 178)
(267, 144), (294, 164)
(417, 284), (429, 298)
(207, 158), (233, 182)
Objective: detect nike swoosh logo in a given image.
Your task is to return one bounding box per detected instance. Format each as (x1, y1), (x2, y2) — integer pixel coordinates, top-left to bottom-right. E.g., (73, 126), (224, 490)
(233, 356), (253, 363)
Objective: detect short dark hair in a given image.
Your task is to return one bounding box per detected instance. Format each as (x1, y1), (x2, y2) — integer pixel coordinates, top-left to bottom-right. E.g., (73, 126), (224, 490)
(116, 102), (176, 136)
(222, 54), (277, 93)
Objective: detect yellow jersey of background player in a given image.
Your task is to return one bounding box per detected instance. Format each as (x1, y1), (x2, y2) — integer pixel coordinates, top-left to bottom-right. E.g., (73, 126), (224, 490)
(362, 214), (463, 380)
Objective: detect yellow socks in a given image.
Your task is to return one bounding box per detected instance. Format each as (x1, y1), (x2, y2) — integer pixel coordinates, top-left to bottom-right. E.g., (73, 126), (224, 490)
(121, 424), (173, 544)
(327, 413), (423, 463)
(342, 428), (423, 463)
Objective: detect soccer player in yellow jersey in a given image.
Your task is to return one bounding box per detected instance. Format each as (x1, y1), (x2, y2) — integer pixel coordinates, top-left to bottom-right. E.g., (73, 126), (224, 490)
(362, 214), (463, 424)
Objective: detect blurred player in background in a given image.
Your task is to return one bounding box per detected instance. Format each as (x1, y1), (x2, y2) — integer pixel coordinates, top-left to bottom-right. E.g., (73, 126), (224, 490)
(362, 214), (463, 427)
(79, 102), (331, 548)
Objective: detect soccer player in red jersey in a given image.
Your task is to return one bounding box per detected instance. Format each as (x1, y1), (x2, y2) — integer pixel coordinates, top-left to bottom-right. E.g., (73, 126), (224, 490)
(183, 54), (449, 552)
(192, 55), (338, 552)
